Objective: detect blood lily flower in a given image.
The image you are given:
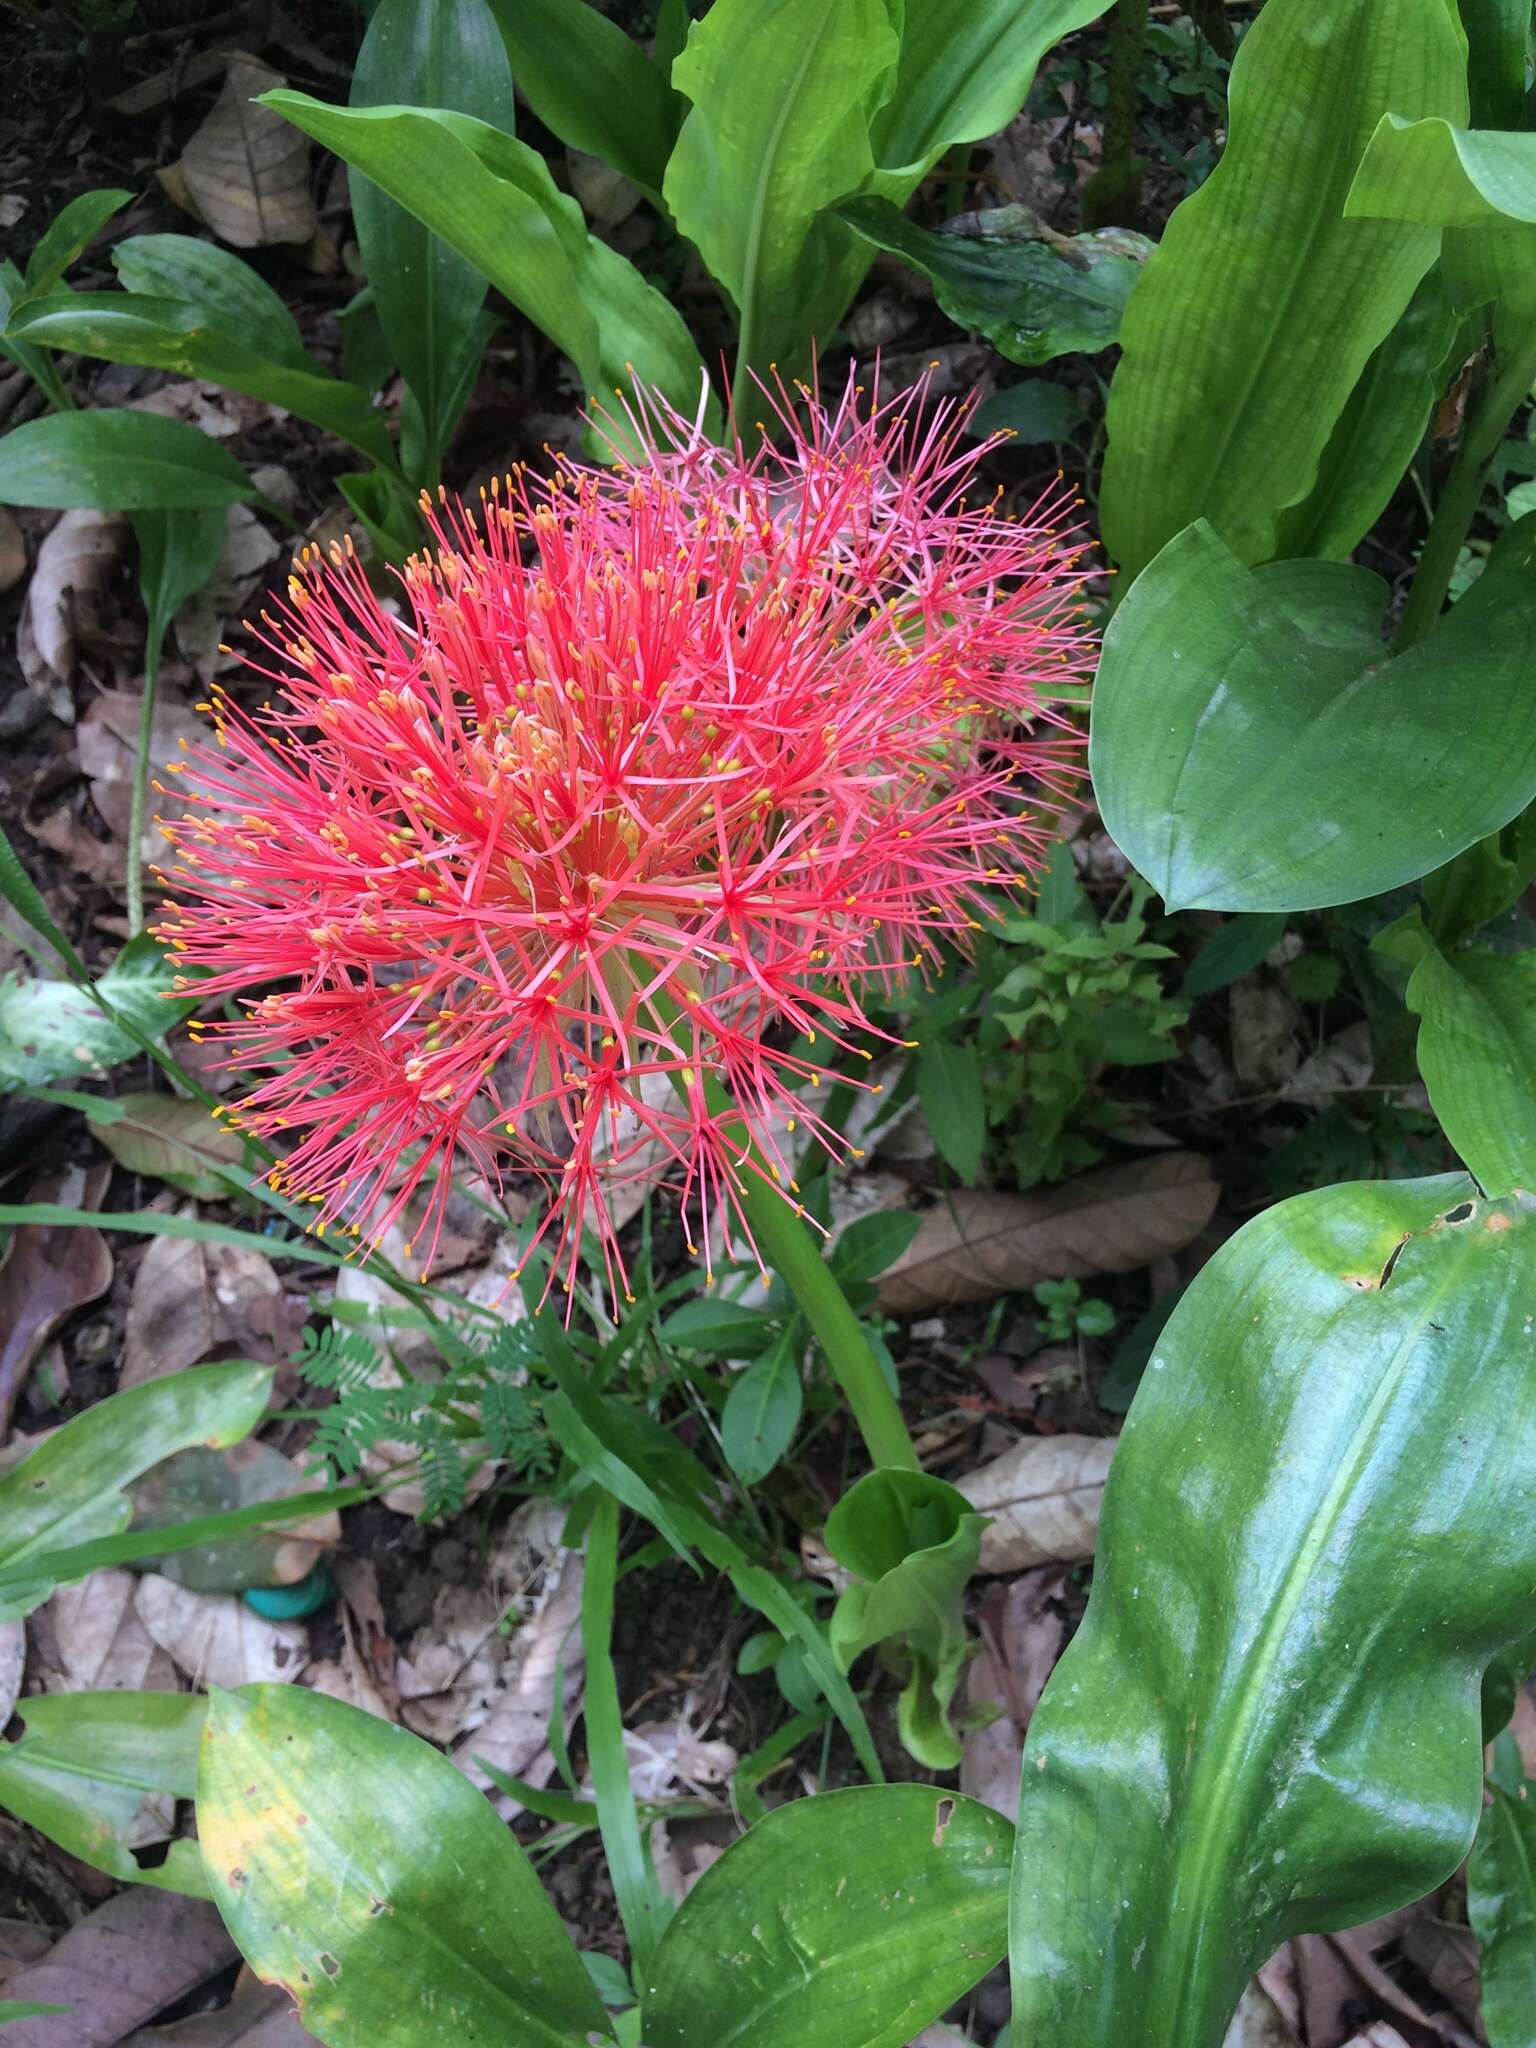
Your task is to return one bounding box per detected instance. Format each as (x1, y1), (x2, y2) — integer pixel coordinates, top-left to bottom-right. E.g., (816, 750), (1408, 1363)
(153, 372), (1095, 1296)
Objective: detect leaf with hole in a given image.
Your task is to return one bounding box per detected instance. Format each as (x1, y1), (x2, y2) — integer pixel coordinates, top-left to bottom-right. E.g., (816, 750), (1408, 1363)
(199, 1684), (613, 2046)
(1010, 1173), (1536, 2047)
(1089, 522), (1536, 912)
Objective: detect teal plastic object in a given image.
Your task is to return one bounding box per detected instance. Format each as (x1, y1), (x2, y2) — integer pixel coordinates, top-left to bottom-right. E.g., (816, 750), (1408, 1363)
(244, 1563), (334, 1619)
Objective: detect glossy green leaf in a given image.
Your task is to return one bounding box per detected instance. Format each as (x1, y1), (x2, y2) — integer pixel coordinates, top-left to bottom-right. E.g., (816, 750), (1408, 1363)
(0, 1692), (209, 1897)
(483, 0), (678, 199)
(720, 1330), (803, 1484)
(916, 1037), (986, 1182)
(868, 0), (1108, 187)
(1469, 1773), (1536, 2047)
(1089, 522), (1536, 911)
(350, 0), (512, 483)
(0, 933), (198, 1088)
(1387, 920), (1536, 1195)
(112, 234), (311, 370)
(968, 379), (1086, 445)
(661, 1297), (777, 1357)
(826, 1470), (986, 1770)
(1100, 0), (1467, 579)
(829, 1210), (923, 1286)
(0, 409), (254, 509)
(663, 0), (900, 380)
(839, 198), (1147, 365)
(641, 1785), (1010, 2047)
(1273, 265), (1461, 560)
(199, 1685), (613, 2048)
(0, 1361), (272, 1618)
(1010, 1174), (1536, 2048)
(9, 292), (393, 468)
(22, 188), (133, 296)
(262, 93), (712, 435)
(1425, 815), (1536, 945)
(1347, 112), (1536, 311)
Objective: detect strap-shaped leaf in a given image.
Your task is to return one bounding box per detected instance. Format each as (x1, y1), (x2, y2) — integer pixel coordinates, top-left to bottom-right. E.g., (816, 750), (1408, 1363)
(199, 1685), (613, 2048)
(1347, 112), (1536, 311)
(0, 1362), (272, 1617)
(262, 93), (712, 435)
(349, 0), (513, 482)
(10, 293), (393, 468)
(642, 1786), (1011, 2048)
(1100, 0), (1467, 578)
(1010, 1174), (1536, 2048)
(1089, 521), (1536, 911)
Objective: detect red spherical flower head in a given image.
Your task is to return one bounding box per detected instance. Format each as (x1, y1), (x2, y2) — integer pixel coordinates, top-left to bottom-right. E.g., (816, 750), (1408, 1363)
(154, 369), (1094, 1302)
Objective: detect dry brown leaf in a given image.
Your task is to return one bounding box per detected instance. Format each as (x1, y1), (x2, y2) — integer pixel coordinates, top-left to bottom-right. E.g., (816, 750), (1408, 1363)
(955, 1434), (1114, 1574)
(92, 1092), (249, 1199)
(0, 1888), (237, 2047)
(1230, 980), (1301, 1092)
(650, 1818), (727, 1905)
(1396, 1918), (1482, 2034)
(1222, 1983), (1303, 2048)
(625, 1713), (736, 1801)
(122, 1980), (322, 2046)
(453, 1499), (585, 1807)
(76, 691), (203, 859)
(1282, 1021), (1375, 1108)
(121, 1231), (305, 1388)
(32, 1568), (178, 1695)
(875, 1153), (1218, 1314)
(0, 1618), (23, 1726)
(0, 508), (25, 594)
(129, 384), (249, 438)
(167, 55), (317, 248)
(396, 1584), (508, 1744)
(1338, 2031), (1412, 2048)
(134, 1576), (308, 1689)
(0, 1165), (113, 1435)
(0, 1919), (53, 1987)
(960, 1566), (1067, 1818)
(18, 509), (130, 706)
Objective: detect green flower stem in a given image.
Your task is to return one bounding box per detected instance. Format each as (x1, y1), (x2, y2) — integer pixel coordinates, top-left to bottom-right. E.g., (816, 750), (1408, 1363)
(1394, 320), (1536, 654)
(694, 1067), (919, 1473)
(125, 621), (163, 936)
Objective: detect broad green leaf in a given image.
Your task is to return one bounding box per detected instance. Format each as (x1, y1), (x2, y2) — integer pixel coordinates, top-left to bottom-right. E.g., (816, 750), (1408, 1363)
(663, 0), (900, 380)
(1010, 1174), (1536, 2048)
(262, 93), (711, 433)
(1089, 522), (1536, 912)
(350, 0), (512, 484)
(1100, 0), (1467, 579)
(10, 292), (393, 468)
(1483, 1626), (1536, 1743)
(1390, 924), (1536, 1195)
(0, 1692), (209, 1897)
(661, 1297), (778, 1357)
(915, 1037), (986, 1182)
(1424, 815), (1536, 946)
(22, 188), (133, 296)
(720, 1331), (803, 1484)
(483, 0), (678, 199)
(968, 379), (1086, 445)
(839, 198), (1147, 365)
(89, 1090), (248, 1198)
(199, 1685), (612, 2048)
(829, 1209), (922, 1286)
(869, 0), (1108, 186)
(0, 1361), (272, 1617)
(826, 1470), (986, 1770)
(1460, 0), (1530, 127)
(136, 504), (227, 646)
(1469, 1775), (1536, 2047)
(642, 1786), (1011, 2047)
(1273, 265), (1461, 560)
(1347, 113), (1536, 311)
(0, 409), (254, 509)
(112, 234), (311, 370)
(0, 933), (198, 1088)
(1182, 913), (1289, 999)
